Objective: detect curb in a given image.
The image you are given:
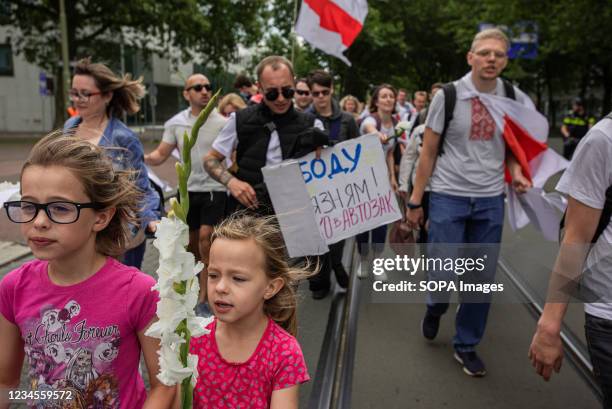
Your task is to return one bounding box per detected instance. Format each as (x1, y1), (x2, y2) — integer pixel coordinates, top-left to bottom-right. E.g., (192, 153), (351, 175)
(0, 241), (32, 269)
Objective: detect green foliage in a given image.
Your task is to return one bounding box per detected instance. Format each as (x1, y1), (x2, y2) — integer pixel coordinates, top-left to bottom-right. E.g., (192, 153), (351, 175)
(5, 0), (265, 126)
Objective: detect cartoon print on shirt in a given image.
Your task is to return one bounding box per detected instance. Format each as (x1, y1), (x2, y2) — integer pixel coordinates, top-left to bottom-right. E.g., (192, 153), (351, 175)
(58, 300), (81, 323)
(65, 348), (98, 390)
(41, 308), (63, 332)
(21, 300), (122, 406)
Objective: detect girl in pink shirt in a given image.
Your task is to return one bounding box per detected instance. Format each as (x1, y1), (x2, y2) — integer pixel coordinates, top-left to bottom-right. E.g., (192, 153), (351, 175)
(190, 215), (311, 408)
(0, 133), (175, 408)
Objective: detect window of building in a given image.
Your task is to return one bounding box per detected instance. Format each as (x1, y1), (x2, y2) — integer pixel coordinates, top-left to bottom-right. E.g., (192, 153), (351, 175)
(0, 44), (14, 76)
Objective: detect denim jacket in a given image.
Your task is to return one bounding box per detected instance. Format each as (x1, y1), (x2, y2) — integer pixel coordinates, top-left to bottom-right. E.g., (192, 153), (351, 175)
(64, 116), (161, 226)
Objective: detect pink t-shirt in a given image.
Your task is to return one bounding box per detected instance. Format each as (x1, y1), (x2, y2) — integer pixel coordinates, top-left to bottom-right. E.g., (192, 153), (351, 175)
(0, 257), (158, 409)
(189, 317), (309, 408)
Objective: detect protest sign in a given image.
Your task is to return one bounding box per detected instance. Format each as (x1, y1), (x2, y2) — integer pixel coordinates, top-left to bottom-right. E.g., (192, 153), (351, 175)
(262, 134), (402, 257)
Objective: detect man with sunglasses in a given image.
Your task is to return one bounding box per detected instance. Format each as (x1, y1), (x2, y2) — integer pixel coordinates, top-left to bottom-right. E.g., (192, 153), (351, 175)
(145, 73), (227, 313)
(304, 69), (358, 297)
(204, 55), (327, 217)
(294, 78), (313, 112)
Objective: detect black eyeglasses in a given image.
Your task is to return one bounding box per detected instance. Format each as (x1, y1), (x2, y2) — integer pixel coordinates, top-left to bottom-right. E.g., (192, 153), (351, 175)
(312, 89), (331, 98)
(264, 87), (295, 102)
(186, 83), (213, 92)
(296, 90), (310, 96)
(4, 201), (104, 224)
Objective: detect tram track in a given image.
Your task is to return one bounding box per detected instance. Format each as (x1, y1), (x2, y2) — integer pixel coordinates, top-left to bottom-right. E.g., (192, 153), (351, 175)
(498, 256), (603, 404)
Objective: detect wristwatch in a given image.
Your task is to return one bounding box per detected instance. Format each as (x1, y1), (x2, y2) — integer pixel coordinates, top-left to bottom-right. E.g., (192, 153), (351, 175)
(406, 201), (422, 210)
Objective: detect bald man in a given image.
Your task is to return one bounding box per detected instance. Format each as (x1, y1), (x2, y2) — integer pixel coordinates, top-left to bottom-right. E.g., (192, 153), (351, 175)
(145, 74), (227, 311)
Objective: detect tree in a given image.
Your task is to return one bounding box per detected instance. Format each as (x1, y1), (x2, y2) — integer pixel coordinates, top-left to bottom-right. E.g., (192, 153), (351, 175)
(5, 0), (267, 126)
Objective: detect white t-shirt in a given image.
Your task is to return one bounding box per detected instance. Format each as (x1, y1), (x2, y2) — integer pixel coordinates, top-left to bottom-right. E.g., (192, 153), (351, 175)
(556, 116), (612, 320)
(425, 73), (532, 197)
(162, 108), (227, 192)
(212, 113), (324, 167)
(359, 115), (396, 154)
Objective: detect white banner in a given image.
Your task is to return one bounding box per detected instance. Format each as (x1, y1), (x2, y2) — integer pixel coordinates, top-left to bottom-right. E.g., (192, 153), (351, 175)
(263, 134), (402, 257)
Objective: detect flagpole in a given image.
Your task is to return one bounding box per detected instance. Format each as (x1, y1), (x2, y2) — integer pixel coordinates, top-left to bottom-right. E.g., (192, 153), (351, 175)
(291, 0), (299, 66)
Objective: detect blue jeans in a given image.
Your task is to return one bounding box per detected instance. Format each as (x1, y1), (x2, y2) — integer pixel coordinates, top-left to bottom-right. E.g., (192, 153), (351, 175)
(356, 225), (388, 255)
(122, 240), (147, 269)
(426, 192), (504, 352)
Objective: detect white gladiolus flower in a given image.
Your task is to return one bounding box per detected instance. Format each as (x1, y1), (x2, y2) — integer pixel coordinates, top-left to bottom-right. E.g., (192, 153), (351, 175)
(396, 121), (411, 132)
(153, 217), (189, 259)
(0, 181), (20, 207)
(187, 354), (199, 387)
(157, 344), (194, 386)
(188, 315), (213, 338)
(149, 94), (220, 406)
(145, 297), (188, 339)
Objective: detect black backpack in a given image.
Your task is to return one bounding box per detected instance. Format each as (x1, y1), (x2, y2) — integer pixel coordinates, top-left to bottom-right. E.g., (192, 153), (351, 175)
(438, 78), (516, 155)
(559, 112), (612, 243)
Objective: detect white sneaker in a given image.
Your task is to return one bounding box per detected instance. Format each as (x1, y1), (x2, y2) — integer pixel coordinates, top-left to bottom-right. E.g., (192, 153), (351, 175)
(374, 271), (388, 282)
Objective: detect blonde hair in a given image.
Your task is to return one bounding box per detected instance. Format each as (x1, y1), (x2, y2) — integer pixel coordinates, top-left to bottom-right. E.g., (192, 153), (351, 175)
(218, 93), (247, 114)
(340, 95), (361, 113)
(21, 132), (141, 257)
(471, 28), (510, 52)
(75, 58), (145, 118)
(211, 214), (314, 336)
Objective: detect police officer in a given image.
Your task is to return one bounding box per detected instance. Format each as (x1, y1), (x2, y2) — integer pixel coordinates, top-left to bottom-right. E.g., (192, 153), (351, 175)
(561, 97), (595, 160)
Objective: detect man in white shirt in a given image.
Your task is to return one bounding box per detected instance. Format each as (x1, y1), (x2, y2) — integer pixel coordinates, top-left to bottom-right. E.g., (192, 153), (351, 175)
(406, 28), (532, 377)
(145, 74), (227, 309)
(529, 113), (612, 406)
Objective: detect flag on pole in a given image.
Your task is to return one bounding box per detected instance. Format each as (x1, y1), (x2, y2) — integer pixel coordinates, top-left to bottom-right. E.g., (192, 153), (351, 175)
(295, 0), (368, 66)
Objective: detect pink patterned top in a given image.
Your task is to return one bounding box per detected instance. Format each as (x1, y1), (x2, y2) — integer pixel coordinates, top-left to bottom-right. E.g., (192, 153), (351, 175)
(189, 317), (309, 408)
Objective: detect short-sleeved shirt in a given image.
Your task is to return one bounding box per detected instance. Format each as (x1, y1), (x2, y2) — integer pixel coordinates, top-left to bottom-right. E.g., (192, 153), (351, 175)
(163, 108), (228, 192)
(0, 257), (158, 409)
(189, 318), (309, 408)
(556, 116), (612, 320)
(425, 72), (533, 197)
(359, 115), (397, 154)
(212, 112), (324, 167)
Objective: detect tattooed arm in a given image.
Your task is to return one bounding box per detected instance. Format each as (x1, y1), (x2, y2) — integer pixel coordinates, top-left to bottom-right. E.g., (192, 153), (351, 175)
(204, 149), (258, 208)
(203, 149), (234, 186)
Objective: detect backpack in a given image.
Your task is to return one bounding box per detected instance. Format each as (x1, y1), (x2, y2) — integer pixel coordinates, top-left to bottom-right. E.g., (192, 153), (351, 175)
(438, 78), (516, 155)
(559, 112), (612, 243)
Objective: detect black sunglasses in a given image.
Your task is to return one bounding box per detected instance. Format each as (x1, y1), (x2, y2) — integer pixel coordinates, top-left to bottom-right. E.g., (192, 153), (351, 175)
(264, 87), (295, 102)
(296, 90), (310, 96)
(186, 83), (212, 92)
(312, 89), (331, 98)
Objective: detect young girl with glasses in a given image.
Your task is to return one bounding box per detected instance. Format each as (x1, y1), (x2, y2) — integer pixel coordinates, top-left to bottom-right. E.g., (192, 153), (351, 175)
(189, 214), (311, 408)
(0, 133), (175, 408)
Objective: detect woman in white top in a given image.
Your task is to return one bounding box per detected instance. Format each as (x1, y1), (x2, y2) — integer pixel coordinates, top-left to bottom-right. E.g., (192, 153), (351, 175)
(357, 84), (400, 255)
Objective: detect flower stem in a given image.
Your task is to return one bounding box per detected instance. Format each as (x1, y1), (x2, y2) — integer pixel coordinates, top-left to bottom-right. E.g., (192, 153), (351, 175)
(173, 89), (221, 409)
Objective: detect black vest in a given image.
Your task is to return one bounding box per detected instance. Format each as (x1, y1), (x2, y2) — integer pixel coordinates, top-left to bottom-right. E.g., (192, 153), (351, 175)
(235, 103), (316, 186)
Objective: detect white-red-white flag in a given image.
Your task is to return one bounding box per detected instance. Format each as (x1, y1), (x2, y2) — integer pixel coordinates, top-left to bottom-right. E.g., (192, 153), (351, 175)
(295, 0), (368, 66)
(457, 81), (570, 239)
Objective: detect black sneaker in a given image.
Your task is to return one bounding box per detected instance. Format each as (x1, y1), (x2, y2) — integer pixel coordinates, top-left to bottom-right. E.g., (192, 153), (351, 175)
(421, 310), (440, 340)
(311, 287), (330, 300)
(334, 264), (349, 289)
(454, 351), (487, 377)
